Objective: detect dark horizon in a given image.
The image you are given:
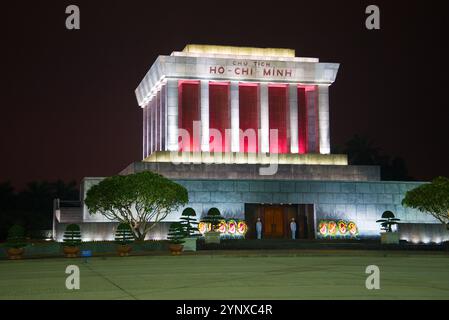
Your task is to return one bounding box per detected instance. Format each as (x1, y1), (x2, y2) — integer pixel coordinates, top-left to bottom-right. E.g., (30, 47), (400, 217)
(3, 0), (449, 190)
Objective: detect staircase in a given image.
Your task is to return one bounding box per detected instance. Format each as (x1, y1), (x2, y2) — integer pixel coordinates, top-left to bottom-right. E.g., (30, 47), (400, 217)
(54, 199), (83, 223)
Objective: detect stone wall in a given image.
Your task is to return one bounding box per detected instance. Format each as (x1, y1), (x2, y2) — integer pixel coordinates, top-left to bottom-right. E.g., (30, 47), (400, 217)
(54, 222), (170, 242)
(76, 177), (438, 239)
(120, 162), (381, 182)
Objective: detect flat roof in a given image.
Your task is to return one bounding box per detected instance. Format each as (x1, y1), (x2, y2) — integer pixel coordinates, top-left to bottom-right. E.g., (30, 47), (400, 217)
(182, 44), (296, 58)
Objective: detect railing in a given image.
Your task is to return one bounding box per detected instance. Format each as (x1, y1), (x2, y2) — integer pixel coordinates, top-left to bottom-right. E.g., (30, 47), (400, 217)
(53, 199), (83, 223)
(54, 199), (82, 209)
(60, 200), (82, 208)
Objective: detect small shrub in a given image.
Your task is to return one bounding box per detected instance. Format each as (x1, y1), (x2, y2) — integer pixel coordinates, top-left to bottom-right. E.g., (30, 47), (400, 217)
(202, 208), (223, 231)
(167, 222), (187, 245)
(63, 224), (82, 247)
(207, 207), (221, 216)
(6, 225), (27, 249)
(376, 211), (400, 232)
(180, 207), (199, 237)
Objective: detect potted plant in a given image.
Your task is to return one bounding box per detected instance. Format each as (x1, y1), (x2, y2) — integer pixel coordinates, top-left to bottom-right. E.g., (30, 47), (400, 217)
(62, 224), (82, 257)
(376, 211), (401, 244)
(180, 207), (199, 252)
(5, 225), (27, 260)
(202, 207), (223, 244)
(167, 222), (187, 255)
(115, 223), (134, 256)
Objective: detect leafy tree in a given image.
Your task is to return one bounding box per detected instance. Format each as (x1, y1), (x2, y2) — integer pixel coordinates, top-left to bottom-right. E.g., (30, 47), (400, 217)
(339, 134), (412, 181)
(167, 222), (187, 245)
(0, 180), (79, 240)
(52, 179), (79, 200)
(343, 134), (381, 165)
(115, 223), (134, 245)
(17, 181), (54, 232)
(85, 171), (188, 241)
(402, 177), (449, 230)
(0, 182), (16, 240)
(180, 207), (199, 237)
(0, 181), (15, 209)
(63, 224), (82, 247)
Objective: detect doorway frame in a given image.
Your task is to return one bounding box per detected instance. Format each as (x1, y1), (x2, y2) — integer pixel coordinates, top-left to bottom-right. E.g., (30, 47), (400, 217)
(244, 203), (316, 240)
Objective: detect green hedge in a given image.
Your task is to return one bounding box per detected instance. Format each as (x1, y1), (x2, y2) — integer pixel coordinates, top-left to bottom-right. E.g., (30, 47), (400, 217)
(0, 240), (168, 259)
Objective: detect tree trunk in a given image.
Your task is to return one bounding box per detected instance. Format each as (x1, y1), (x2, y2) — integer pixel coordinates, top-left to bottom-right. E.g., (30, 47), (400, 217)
(132, 227), (146, 242)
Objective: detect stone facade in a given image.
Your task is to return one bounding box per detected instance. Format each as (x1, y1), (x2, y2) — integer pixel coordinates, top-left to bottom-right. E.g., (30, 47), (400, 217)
(120, 162), (380, 182)
(67, 177), (440, 241)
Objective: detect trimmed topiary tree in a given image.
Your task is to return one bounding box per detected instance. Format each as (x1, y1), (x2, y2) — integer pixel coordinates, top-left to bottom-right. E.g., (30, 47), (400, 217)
(203, 207), (223, 231)
(115, 223), (134, 256)
(180, 207), (199, 252)
(62, 224), (82, 258)
(115, 223), (134, 245)
(201, 208), (223, 244)
(180, 207), (199, 237)
(167, 222), (187, 255)
(376, 211), (401, 232)
(5, 224), (27, 259)
(6, 225), (26, 249)
(167, 222), (186, 245)
(63, 224), (82, 247)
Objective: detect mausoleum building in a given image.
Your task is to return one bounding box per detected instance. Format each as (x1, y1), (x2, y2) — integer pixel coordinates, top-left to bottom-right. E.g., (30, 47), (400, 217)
(53, 45), (448, 244)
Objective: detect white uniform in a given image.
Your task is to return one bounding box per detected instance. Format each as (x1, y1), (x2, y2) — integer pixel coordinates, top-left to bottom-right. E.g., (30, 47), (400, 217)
(290, 221), (297, 240)
(256, 221), (263, 239)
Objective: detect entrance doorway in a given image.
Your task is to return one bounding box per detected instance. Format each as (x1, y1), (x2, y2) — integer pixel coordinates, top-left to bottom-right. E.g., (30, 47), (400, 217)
(245, 204), (315, 239)
(263, 206), (284, 238)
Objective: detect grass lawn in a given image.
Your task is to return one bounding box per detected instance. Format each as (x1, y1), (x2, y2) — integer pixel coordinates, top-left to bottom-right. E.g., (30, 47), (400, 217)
(0, 250), (448, 300)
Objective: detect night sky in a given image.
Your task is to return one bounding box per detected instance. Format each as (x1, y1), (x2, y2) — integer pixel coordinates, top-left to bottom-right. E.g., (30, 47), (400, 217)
(3, 0), (449, 190)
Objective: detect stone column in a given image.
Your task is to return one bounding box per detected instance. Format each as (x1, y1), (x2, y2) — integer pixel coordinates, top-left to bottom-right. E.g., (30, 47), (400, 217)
(200, 80), (210, 152)
(149, 98), (153, 155)
(230, 81), (240, 152)
(289, 84), (299, 153)
(156, 88), (161, 152)
(306, 89), (318, 153)
(161, 83), (167, 151)
(151, 95), (155, 155)
(318, 85), (330, 154)
(147, 103), (151, 156)
(259, 83), (269, 153)
(143, 106), (147, 159)
(166, 78), (179, 152)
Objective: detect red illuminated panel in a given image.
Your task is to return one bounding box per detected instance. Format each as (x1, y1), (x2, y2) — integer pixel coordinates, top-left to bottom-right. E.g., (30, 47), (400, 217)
(209, 82), (230, 152)
(239, 83), (259, 153)
(178, 81), (200, 152)
(310, 86), (320, 153)
(298, 87), (308, 154)
(298, 85), (319, 153)
(268, 85), (288, 154)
